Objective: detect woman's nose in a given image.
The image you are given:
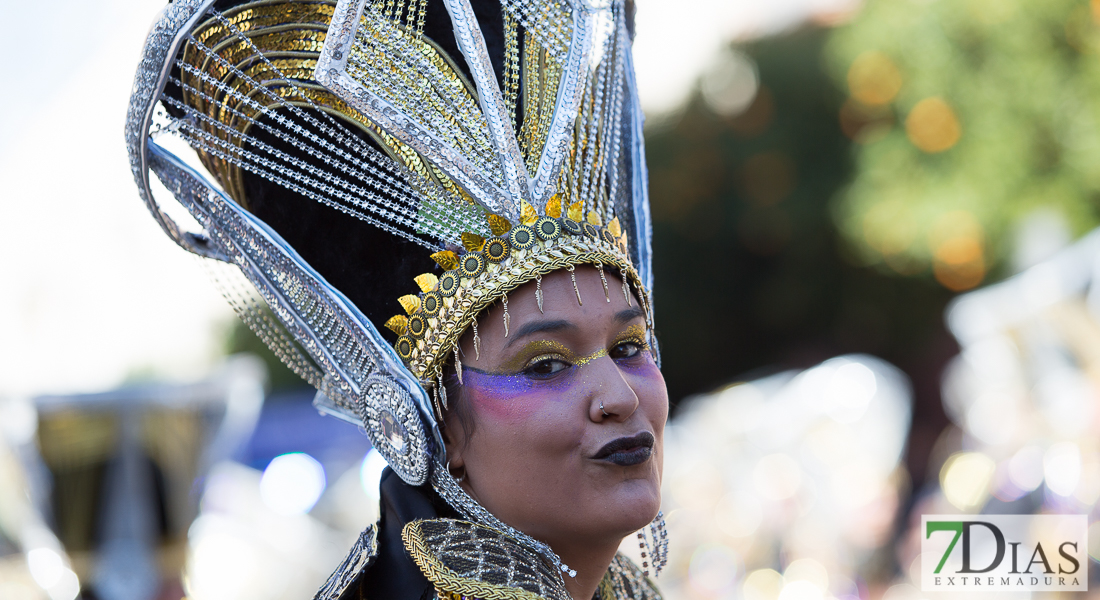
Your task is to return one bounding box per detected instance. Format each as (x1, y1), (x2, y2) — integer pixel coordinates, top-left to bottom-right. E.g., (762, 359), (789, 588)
(588, 356), (640, 421)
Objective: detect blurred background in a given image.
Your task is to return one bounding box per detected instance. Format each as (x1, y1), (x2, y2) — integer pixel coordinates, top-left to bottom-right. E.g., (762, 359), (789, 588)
(4, 0), (1100, 598)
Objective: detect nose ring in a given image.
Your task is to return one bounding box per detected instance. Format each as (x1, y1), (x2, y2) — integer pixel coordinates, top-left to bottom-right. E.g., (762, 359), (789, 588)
(600, 400), (609, 417)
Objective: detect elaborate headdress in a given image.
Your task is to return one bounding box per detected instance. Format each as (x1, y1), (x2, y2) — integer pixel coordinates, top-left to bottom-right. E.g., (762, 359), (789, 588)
(126, 0), (654, 574)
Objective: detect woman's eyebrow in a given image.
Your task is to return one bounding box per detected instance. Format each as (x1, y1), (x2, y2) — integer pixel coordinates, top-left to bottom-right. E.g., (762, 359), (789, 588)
(504, 319), (576, 348)
(614, 307), (646, 324)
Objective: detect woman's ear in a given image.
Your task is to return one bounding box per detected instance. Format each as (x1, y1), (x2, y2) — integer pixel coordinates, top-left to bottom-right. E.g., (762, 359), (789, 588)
(441, 409), (474, 491)
(441, 408), (467, 470)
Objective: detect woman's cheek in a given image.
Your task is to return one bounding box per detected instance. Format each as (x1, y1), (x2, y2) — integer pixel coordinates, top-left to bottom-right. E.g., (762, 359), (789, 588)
(462, 370), (576, 423)
(621, 353), (664, 383)
(623, 357), (669, 422)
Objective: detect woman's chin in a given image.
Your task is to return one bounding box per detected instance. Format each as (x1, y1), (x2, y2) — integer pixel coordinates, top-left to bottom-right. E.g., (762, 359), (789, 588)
(600, 479), (662, 533)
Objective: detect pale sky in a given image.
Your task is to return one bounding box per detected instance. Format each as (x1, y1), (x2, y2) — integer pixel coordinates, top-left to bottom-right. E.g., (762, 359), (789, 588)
(0, 0), (855, 398)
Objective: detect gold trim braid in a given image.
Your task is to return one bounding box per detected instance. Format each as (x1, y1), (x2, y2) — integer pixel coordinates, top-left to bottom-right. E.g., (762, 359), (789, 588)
(402, 520), (558, 600)
(408, 242), (645, 379)
(400, 519), (663, 600)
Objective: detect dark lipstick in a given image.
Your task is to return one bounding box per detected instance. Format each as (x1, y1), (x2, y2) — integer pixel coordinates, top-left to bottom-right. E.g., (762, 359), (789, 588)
(592, 431), (655, 466)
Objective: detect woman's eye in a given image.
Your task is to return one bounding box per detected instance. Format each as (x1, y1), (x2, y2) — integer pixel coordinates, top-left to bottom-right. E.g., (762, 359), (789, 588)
(610, 341), (642, 359)
(525, 357), (570, 376)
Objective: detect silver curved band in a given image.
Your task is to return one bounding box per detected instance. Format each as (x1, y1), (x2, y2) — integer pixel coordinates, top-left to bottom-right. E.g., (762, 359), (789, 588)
(600, 400), (609, 417)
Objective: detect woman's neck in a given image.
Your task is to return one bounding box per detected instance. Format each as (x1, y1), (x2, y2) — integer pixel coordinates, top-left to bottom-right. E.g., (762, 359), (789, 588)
(555, 539), (621, 600)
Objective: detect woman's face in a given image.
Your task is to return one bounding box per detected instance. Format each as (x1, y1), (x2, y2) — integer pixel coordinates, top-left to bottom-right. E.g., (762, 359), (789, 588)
(444, 265), (667, 551)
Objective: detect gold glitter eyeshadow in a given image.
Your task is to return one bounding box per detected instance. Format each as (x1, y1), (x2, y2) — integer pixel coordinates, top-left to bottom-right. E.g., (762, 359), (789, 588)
(620, 324), (647, 343)
(492, 340), (576, 374)
(478, 324), (652, 375)
(572, 348), (607, 366)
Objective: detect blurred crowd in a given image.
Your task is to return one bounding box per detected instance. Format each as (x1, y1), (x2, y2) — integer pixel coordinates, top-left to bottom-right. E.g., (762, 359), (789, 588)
(7, 222), (1100, 600)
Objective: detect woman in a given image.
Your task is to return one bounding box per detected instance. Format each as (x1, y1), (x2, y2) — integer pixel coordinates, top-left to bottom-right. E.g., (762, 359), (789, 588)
(125, 0), (668, 597)
(358, 266), (665, 600)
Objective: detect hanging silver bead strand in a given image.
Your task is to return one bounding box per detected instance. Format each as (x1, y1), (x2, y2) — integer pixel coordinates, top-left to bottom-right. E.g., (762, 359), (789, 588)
(637, 510), (668, 578)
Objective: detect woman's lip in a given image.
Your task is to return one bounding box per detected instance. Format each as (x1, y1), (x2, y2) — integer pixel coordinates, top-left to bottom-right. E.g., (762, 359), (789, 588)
(600, 446), (652, 466)
(592, 431), (655, 466)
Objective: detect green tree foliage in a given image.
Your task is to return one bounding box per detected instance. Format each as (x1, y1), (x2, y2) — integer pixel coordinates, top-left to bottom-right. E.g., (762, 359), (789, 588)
(826, 0), (1100, 289)
(646, 30), (954, 482)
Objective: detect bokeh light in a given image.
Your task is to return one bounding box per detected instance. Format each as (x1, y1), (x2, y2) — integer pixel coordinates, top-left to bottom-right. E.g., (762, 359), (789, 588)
(929, 210), (986, 291)
(1008, 445), (1045, 493)
(784, 558), (828, 589)
(259, 453), (327, 516)
(939, 452), (995, 510)
(846, 51), (902, 106)
(1044, 442), (1081, 497)
(880, 583), (922, 600)
(26, 548), (63, 589)
(904, 97), (961, 154)
(0, 398), (37, 446)
(1088, 520), (1100, 562)
(744, 568), (784, 600)
(778, 580), (824, 600)
(655, 355), (912, 600)
(359, 448), (388, 500)
(714, 492), (762, 538)
(688, 544), (743, 596)
(932, 238), (985, 291)
(963, 391), (1016, 446)
(702, 48), (760, 118)
(25, 547), (79, 600)
(753, 453), (803, 500)
(861, 201), (913, 255)
(186, 523), (260, 600)
(825, 0), (1100, 286)
(839, 98), (893, 144)
(822, 361), (877, 423)
(184, 459), (363, 600)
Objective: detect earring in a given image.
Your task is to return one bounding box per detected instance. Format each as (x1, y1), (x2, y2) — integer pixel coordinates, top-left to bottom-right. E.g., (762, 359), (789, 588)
(637, 511), (668, 578)
(595, 262), (610, 302)
(567, 264), (583, 305)
(448, 461), (466, 483)
(471, 316), (481, 360)
(535, 274), (544, 313)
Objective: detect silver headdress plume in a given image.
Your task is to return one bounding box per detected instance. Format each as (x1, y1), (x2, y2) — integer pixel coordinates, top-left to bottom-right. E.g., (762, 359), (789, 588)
(125, 0), (653, 567)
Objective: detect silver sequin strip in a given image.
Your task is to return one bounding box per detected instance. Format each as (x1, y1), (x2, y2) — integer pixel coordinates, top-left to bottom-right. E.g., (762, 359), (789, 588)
(201, 258), (331, 394)
(316, 0), (518, 219)
(499, 0), (570, 58)
(146, 142), (434, 484)
(440, 0), (534, 210)
(126, 0), (223, 260)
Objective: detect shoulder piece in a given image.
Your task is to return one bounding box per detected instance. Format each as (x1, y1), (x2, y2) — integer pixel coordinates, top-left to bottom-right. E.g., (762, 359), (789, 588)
(599, 553), (663, 600)
(313, 526), (379, 600)
(401, 518), (570, 600)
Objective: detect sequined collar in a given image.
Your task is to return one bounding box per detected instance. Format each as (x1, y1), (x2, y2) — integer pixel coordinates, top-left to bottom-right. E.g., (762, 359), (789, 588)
(401, 518), (663, 600)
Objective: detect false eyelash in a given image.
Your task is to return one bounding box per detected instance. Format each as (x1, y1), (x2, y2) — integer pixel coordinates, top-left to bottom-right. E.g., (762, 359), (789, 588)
(524, 353), (570, 370)
(613, 337), (650, 352)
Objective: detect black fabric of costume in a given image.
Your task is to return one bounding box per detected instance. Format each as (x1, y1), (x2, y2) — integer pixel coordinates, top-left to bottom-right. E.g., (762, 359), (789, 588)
(341, 467), (461, 600)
